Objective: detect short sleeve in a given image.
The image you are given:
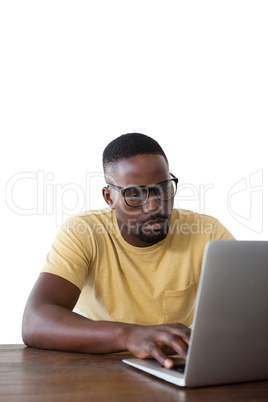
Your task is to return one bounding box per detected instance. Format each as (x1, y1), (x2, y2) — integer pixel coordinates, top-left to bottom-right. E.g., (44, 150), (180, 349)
(42, 216), (92, 291)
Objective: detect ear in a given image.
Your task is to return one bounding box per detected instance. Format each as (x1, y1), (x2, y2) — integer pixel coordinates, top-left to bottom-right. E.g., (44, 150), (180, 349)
(102, 186), (115, 209)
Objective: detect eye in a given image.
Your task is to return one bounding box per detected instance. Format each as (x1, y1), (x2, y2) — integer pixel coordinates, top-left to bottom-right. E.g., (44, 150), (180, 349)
(157, 182), (171, 193)
(125, 187), (144, 199)
(154, 180), (176, 200)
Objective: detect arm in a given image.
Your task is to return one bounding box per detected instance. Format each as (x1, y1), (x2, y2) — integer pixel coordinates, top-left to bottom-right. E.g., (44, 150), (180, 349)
(22, 272), (190, 368)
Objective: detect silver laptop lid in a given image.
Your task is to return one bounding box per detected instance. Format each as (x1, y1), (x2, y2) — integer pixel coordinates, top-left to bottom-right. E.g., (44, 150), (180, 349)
(185, 240), (268, 387)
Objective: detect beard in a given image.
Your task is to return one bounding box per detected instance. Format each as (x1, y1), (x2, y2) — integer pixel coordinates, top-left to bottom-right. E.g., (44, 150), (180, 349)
(134, 215), (170, 244)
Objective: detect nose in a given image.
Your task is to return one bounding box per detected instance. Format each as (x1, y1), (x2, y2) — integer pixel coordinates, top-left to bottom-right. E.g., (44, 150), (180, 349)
(142, 189), (162, 214)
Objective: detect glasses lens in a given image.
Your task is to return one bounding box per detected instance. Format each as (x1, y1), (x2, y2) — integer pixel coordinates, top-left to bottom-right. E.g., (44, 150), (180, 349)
(155, 180), (177, 200)
(124, 187), (148, 206)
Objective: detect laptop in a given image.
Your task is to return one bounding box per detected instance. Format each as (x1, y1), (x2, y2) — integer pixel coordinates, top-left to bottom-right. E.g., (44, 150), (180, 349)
(123, 240), (268, 388)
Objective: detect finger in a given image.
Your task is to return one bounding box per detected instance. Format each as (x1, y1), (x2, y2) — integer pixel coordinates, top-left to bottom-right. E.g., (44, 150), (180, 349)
(153, 330), (189, 360)
(147, 342), (174, 369)
(166, 324), (191, 345)
(167, 334), (189, 359)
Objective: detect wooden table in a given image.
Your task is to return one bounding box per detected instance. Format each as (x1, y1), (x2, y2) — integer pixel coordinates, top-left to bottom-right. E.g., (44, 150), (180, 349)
(1, 345), (268, 401)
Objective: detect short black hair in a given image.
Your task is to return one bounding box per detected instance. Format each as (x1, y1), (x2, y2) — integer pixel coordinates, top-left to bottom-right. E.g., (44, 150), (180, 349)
(103, 133), (168, 178)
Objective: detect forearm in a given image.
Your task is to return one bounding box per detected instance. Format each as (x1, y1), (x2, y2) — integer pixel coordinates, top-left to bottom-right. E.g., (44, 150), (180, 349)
(22, 273), (191, 368)
(22, 303), (133, 354)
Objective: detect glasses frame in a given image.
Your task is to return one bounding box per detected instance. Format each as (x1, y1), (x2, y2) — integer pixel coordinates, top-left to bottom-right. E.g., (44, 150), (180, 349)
(106, 173), (178, 207)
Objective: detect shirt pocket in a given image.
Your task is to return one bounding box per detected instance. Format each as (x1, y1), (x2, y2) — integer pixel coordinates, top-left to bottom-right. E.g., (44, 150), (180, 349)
(162, 282), (198, 327)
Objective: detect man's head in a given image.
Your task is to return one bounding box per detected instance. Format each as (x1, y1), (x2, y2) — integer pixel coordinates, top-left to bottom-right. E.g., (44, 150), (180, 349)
(102, 133), (168, 181)
(102, 133), (177, 247)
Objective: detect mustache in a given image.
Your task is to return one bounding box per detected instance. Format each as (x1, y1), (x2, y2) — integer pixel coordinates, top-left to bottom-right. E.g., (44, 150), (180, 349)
(140, 214), (169, 226)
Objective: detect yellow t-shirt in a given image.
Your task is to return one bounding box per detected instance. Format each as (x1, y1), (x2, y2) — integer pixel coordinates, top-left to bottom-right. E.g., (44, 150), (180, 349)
(42, 208), (234, 327)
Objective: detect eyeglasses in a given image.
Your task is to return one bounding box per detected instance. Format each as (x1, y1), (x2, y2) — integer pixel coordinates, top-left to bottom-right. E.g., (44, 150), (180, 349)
(106, 173), (178, 207)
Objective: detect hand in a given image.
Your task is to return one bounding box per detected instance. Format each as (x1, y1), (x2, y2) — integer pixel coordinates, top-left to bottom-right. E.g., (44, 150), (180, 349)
(125, 323), (191, 369)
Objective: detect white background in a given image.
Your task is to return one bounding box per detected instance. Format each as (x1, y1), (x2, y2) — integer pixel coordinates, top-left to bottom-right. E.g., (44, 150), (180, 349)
(1, 1), (267, 344)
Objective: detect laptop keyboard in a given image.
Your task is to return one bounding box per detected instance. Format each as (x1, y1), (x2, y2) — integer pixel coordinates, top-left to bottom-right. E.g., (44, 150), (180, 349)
(171, 363), (185, 373)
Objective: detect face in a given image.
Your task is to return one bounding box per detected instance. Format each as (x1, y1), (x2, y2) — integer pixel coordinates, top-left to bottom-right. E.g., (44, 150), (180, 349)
(102, 154), (175, 247)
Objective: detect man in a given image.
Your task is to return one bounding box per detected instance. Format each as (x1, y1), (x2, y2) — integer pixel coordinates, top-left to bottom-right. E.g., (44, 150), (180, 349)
(22, 133), (234, 369)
